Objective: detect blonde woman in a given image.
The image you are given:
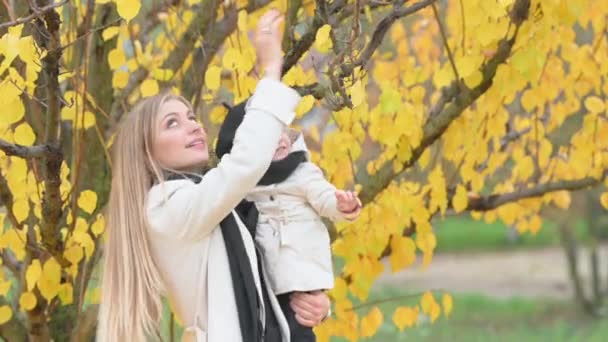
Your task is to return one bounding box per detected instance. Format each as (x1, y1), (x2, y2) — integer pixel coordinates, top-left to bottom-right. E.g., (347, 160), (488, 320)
(97, 9), (330, 342)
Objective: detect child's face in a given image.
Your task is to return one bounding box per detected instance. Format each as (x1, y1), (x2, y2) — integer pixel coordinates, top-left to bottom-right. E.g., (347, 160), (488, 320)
(272, 132), (292, 161)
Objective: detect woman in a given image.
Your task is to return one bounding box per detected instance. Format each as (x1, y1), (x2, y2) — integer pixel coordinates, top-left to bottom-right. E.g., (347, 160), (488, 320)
(97, 9), (330, 341)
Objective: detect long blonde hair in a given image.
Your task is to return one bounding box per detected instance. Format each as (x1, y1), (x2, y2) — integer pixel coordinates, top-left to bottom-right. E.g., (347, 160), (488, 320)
(98, 92), (193, 341)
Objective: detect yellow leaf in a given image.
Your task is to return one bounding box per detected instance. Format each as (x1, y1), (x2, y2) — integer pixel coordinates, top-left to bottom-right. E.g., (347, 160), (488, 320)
(107, 48), (126, 70)
(77, 190), (97, 215)
(388, 235), (416, 272)
(0, 280), (12, 296)
(421, 291), (441, 322)
(91, 214), (106, 237)
(14, 123), (36, 145)
(452, 185), (469, 213)
(4, 97), (25, 125)
(102, 27), (120, 41)
(222, 48), (240, 70)
(464, 70), (483, 88)
(455, 55), (483, 78)
(0, 305), (12, 324)
(112, 71), (129, 89)
(209, 105), (228, 124)
(600, 193), (608, 209)
(26, 260), (42, 291)
(331, 277), (348, 300)
(116, 0), (141, 21)
(350, 79), (365, 108)
(237, 10), (248, 32)
(360, 306), (383, 337)
(205, 66), (221, 91)
(585, 96), (605, 113)
(442, 293), (453, 317)
(72, 231), (96, 258)
(13, 198), (29, 223)
(19, 292), (37, 311)
(296, 95), (315, 118)
(529, 215), (542, 235)
(82, 111), (96, 130)
(140, 79), (159, 97)
(153, 68), (174, 81)
(421, 291), (434, 314)
(38, 258), (61, 302)
(58, 283), (73, 305)
(314, 24), (333, 53)
(429, 166), (447, 215)
(553, 191), (571, 209)
(392, 306), (418, 331)
(64, 245), (84, 266)
(74, 217), (88, 233)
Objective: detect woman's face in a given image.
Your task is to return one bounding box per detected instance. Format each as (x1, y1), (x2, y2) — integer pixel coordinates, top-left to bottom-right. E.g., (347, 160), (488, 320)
(152, 99), (209, 172)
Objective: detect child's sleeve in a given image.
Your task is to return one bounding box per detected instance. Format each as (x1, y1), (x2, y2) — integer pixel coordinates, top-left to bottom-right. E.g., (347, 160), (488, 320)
(303, 162), (357, 222)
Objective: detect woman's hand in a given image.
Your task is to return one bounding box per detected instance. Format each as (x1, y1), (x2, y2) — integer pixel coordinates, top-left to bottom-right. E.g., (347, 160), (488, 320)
(254, 9), (284, 80)
(290, 291), (331, 327)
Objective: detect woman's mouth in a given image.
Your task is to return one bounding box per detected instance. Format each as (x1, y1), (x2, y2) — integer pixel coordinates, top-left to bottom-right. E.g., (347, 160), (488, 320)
(186, 139), (206, 149)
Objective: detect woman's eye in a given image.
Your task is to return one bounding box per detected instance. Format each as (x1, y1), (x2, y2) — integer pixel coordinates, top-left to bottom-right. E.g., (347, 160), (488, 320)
(188, 115), (197, 121)
(167, 119), (177, 128)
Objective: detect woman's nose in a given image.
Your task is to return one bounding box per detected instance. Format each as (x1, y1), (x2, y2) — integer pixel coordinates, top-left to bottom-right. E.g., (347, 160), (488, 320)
(187, 120), (203, 134)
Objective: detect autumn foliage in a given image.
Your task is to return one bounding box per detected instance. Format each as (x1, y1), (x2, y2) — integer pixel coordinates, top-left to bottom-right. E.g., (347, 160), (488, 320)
(0, 0), (607, 340)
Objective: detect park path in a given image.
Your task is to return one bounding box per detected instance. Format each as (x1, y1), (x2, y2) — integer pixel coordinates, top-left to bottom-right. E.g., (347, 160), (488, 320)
(375, 245), (608, 299)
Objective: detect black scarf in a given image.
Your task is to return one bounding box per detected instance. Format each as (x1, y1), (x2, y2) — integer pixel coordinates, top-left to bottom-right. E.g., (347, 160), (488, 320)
(166, 173), (263, 342)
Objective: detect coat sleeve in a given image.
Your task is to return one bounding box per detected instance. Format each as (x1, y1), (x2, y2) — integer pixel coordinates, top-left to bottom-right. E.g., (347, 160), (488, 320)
(147, 78), (300, 240)
(302, 162), (357, 222)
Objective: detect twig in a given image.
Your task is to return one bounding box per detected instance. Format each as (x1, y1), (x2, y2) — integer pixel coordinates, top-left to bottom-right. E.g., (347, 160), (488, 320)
(432, 3), (461, 84)
(0, 0), (68, 30)
(58, 18), (122, 52)
(347, 289), (445, 311)
(459, 0), (465, 54)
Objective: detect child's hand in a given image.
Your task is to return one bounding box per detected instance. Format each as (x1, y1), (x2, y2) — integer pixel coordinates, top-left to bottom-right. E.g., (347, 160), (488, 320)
(335, 190), (362, 220)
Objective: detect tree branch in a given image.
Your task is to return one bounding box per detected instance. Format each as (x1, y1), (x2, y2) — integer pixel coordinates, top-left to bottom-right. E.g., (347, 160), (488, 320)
(110, 0), (227, 121)
(371, 168), (608, 260)
(466, 171), (608, 211)
(346, 0), (437, 74)
(0, 0), (66, 29)
(358, 0), (531, 204)
(282, 0), (303, 53)
(293, 0), (436, 98)
(282, 0), (348, 74)
(0, 139), (60, 159)
(432, 2), (461, 83)
(0, 170), (20, 229)
(32, 0), (68, 267)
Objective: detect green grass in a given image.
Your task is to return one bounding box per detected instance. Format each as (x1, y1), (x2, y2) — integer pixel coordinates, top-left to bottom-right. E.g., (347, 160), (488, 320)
(433, 216), (592, 253)
(332, 287), (608, 342)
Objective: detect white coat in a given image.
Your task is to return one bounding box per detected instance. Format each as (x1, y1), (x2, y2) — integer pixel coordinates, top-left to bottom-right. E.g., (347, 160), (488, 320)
(246, 135), (358, 295)
(145, 78), (301, 342)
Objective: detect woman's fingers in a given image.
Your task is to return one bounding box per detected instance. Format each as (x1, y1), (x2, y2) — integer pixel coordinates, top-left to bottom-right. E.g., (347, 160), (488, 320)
(254, 9), (284, 79)
(257, 8), (280, 29)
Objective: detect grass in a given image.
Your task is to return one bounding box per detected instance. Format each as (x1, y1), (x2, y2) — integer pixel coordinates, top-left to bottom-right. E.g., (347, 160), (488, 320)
(432, 216), (592, 253)
(331, 287), (608, 342)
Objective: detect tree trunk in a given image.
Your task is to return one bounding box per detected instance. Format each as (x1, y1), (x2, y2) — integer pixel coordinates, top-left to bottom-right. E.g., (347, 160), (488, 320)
(558, 222), (596, 315)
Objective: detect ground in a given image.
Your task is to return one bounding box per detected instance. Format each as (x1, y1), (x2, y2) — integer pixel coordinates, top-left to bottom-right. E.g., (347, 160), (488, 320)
(376, 245), (608, 299)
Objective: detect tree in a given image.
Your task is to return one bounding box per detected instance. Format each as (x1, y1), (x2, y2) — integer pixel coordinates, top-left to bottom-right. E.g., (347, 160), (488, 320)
(0, 0), (606, 340)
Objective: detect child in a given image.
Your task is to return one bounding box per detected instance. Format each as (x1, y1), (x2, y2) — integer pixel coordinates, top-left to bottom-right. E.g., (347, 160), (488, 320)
(216, 100), (362, 341)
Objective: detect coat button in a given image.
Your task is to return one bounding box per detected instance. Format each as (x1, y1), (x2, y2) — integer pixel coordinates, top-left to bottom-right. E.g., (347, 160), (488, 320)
(270, 195), (275, 201)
